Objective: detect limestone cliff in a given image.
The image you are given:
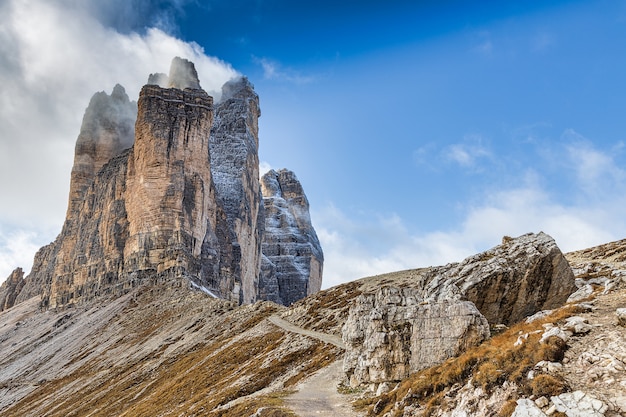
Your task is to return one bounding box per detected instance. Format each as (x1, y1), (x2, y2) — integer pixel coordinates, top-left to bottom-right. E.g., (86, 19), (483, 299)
(1, 57), (323, 311)
(66, 84), (136, 218)
(259, 169), (323, 306)
(342, 287), (489, 388)
(209, 77), (263, 304)
(0, 268), (25, 311)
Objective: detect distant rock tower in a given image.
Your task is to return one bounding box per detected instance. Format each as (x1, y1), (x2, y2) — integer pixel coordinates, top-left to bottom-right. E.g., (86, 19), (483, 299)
(0, 57), (323, 311)
(259, 169), (323, 305)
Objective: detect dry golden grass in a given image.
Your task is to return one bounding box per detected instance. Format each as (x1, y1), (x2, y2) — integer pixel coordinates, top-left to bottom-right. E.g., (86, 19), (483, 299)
(2, 285), (341, 417)
(355, 304), (582, 416)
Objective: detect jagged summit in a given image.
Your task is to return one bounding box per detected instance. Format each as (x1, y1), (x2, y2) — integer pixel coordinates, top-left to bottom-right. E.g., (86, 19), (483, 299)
(220, 76), (257, 102)
(0, 57), (323, 311)
(67, 84), (136, 217)
(147, 56), (202, 90)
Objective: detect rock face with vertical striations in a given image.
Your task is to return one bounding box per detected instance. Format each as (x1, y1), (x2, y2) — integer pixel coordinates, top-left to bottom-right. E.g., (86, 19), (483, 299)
(1, 57), (324, 311)
(209, 77), (263, 304)
(258, 169), (323, 306)
(66, 84), (136, 218)
(0, 268), (25, 311)
(342, 286), (489, 387)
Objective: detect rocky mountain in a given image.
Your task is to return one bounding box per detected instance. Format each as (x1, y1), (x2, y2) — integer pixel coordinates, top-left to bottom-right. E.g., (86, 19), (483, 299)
(2, 59), (626, 417)
(1, 231), (625, 416)
(0, 229), (626, 417)
(0, 57), (322, 310)
(259, 168), (324, 306)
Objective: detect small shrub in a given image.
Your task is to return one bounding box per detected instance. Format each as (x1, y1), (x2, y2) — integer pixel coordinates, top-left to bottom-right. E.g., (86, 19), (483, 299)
(539, 336), (567, 362)
(529, 374), (567, 397)
(498, 399), (518, 417)
(474, 362), (501, 391)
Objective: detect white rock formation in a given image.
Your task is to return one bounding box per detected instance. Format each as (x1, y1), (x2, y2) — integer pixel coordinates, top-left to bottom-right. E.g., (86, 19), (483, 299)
(342, 286), (489, 387)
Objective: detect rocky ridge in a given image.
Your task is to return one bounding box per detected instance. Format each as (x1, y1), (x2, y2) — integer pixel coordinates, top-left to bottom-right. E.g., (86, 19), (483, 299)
(341, 232), (576, 390)
(351, 238), (626, 417)
(0, 57), (322, 310)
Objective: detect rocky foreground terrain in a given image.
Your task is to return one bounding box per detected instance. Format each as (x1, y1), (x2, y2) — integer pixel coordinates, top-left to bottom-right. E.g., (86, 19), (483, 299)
(1, 232), (625, 416)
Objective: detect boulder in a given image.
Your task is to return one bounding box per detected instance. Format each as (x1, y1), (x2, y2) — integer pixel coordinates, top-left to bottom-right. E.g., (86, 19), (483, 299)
(617, 308), (626, 327)
(342, 232), (577, 386)
(342, 286), (489, 387)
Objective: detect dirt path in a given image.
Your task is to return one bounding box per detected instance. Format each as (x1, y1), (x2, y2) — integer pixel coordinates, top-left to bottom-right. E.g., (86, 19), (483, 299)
(284, 359), (364, 417)
(268, 315), (345, 349)
(267, 315), (362, 416)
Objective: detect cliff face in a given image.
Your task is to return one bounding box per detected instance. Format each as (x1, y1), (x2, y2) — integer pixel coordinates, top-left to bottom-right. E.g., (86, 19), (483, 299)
(0, 268), (25, 311)
(66, 84), (136, 218)
(209, 77), (263, 304)
(1, 57), (323, 310)
(259, 169), (324, 306)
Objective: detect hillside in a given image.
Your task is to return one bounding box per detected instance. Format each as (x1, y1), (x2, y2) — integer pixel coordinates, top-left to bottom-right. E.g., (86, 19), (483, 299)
(2, 233), (625, 416)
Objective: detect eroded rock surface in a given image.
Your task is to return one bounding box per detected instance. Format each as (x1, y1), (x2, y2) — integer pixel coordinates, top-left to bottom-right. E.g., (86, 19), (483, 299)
(259, 169), (323, 306)
(66, 84), (136, 218)
(425, 232), (577, 325)
(342, 232), (576, 387)
(0, 268), (25, 311)
(342, 286), (489, 387)
(210, 77), (263, 304)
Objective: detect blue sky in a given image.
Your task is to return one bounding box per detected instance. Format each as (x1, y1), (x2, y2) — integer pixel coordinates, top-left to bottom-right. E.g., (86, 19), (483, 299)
(1, 0), (626, 288)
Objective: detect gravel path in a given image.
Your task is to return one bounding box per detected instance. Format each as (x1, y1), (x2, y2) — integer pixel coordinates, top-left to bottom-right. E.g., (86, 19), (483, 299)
(268, 315), (345, 349)
(284, 359), (364, 417)
(267, 315), (362, 416)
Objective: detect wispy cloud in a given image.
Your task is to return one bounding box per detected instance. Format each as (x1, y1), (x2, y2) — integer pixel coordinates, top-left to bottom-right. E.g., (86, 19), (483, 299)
(563, 130), (626, 196)
(531, 32), (556, 52)
(0, 230), (45, 278)
(443, 134), (492, 169)
(259, 161), (273, 177)
(253, 56), (316, 84)
(471, 31), (494, 56)
(316, 137), (626, 289)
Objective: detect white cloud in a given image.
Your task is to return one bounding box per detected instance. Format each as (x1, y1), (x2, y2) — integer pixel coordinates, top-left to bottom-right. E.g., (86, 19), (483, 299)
(253, 56), (315, 84)
(314, 154), (626, 289)
(531, 32), (556, 52)
(0, 231), (45, 278)
(259, 161), (273, 177)
(471, 31), (494, 56)
(563, 131), (626, 196)
(444, 135), (492, 169)
(0, 0), (238, 283)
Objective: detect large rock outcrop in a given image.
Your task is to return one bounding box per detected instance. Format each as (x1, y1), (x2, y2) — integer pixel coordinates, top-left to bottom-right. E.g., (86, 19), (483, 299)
(0, 268), (25, 310)
(258, 169), (323, 306)
(343, 287), (489, 387)
(2, 57), (323, 311)
(342, 232), (577, 387)
(427, 232), (577, 325)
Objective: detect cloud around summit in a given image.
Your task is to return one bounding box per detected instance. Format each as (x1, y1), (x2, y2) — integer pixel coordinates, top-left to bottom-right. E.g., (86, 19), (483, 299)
(0, 0), (238, 280)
